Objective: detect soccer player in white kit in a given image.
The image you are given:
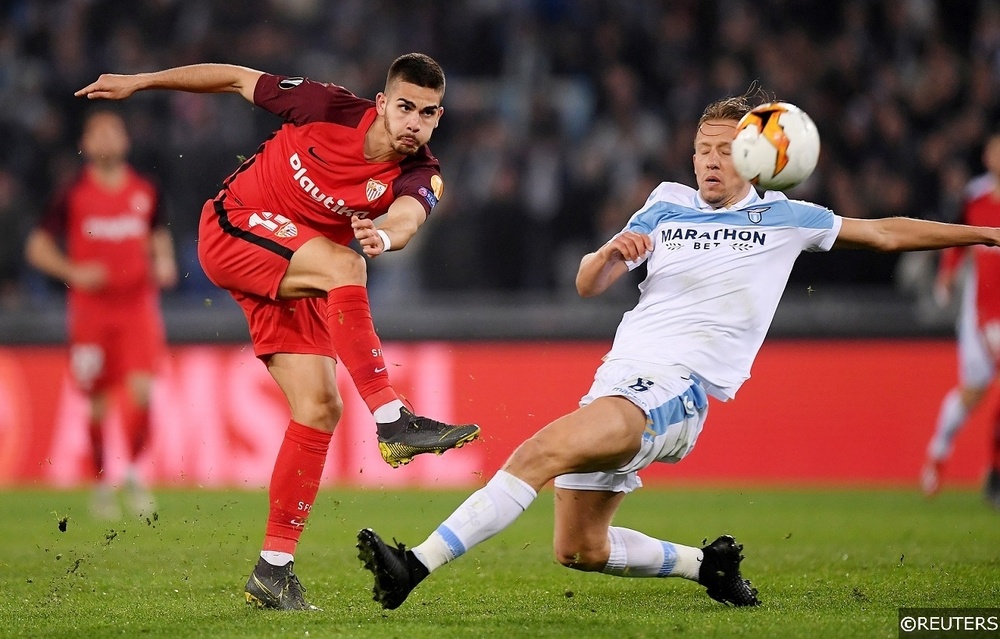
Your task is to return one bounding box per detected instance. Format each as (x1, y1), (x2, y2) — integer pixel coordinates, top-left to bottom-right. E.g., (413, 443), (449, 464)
(358, 96), (1000, 610)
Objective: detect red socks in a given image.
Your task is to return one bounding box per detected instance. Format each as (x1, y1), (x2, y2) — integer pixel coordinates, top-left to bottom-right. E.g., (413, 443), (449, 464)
(88, 418), (105, 479)
(262, 420), (333, 554)
(120, 400), (151, 461)
(325, 285), (397, 412)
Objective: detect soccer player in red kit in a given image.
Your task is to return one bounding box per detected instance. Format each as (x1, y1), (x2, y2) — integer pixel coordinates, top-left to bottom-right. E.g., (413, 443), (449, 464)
(75, 53), (480, 610)
(922, 131), (1000, 507)
(25, 109), (177, 520)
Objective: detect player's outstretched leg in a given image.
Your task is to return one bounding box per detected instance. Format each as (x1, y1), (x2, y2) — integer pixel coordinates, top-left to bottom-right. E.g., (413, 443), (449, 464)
(357, 528), (429, 609)
(322, 284), (478, 467)
(244, 557), (319, 611)
(698, 535), (761, 607)
(377, 408), (480, 468)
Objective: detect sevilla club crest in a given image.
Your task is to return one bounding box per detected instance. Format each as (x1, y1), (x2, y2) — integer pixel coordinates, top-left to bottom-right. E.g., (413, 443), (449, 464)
(366, 178), (387, 202)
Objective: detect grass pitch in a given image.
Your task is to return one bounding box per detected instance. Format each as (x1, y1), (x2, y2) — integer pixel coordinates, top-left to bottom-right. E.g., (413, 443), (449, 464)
(0, 486), (997, 639)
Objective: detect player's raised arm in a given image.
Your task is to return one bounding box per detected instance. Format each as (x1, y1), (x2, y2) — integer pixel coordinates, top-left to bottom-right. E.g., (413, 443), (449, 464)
(576, 231), (652, 298)
(834, 216), (1000, 252)
(75, 63), (264, 103)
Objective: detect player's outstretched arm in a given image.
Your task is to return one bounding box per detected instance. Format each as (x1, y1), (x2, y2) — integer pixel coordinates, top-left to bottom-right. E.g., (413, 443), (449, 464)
(834, 217), (1000, 252)
(352, 196), (427, 258)
(75, 64), (264, 103)
(576, 231), (652, 298)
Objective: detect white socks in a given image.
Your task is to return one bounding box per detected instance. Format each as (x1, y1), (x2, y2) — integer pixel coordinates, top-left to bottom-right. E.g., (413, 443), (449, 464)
(260, 550), (294, 567)
(928, 388), (969, 460)
(408, 470), (702, 582)
(412, 470), (537, 572)
(373, 400), (405, 424)
(602, 526), (703, 580)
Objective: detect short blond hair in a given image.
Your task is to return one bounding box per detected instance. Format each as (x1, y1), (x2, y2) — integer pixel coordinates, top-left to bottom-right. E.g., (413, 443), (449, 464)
(697, 96), (753, 128)
(697, 83), (771, 128)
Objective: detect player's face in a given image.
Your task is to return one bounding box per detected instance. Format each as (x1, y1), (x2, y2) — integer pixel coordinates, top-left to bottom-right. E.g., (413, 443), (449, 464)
(80, 113), (130, 165)
(377, 81), (444, 156)
(984, 135), (1000, 179)
(693, 118), (751, 208)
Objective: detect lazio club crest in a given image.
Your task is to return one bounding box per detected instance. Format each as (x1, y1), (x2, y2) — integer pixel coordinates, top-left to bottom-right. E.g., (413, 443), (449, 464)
(744, 206), (770, 224)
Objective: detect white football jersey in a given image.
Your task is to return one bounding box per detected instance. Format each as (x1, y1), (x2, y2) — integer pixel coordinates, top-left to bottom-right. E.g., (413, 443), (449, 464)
(607, 182), (843, 400)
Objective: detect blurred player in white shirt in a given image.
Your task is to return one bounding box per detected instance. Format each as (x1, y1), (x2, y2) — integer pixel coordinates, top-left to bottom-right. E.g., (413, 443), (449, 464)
(358, 96), (1000, 611)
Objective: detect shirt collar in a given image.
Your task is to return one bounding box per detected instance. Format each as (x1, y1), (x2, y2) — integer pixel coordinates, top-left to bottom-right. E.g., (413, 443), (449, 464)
(694, 187), (759, 211)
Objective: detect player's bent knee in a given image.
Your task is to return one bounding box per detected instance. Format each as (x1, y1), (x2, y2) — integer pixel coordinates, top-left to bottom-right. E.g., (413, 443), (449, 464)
(291, 395), (343, 432)
(506, 437), (573, 485)
(553, 543), (606, 572)
(330, 249), (367, 285)
(308, 249), (367, 292)
(283, 241), (369, 296)
(961, 387), (988, 409)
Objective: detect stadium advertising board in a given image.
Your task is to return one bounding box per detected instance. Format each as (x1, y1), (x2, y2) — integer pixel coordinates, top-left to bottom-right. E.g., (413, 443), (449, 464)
(0, 341), (992, 488)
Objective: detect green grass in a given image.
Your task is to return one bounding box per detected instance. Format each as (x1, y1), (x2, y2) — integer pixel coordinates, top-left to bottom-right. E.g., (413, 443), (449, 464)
(0, 487), (997, 639)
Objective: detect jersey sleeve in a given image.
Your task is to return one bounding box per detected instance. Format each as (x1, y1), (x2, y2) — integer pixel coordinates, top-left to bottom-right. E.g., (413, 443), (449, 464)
(39, 186), (71, 237)
(617, 184), (679, 270)
(253, 74), (371, 126)
(391, 155), (443, 216)
(790, 201), (841, 252)
(617, 213), (654, 271)
(624, 184), (671, 236)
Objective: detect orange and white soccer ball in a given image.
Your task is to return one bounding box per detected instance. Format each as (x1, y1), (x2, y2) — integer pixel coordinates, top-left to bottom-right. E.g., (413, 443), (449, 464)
(732, 102), (820, 191)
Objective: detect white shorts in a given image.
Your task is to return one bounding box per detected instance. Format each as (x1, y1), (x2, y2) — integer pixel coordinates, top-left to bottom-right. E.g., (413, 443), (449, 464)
(957, 270), (996, 389)
(554, 359), (709, 494)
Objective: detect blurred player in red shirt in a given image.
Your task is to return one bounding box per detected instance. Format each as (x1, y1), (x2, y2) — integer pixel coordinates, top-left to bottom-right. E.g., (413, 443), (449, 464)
(76, 54), (480, 610)
(25, 110), (177, 520)
(922, 131), (1000, 507)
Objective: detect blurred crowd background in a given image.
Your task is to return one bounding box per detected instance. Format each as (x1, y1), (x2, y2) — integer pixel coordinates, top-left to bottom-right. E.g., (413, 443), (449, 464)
(0, 0), (996, 316)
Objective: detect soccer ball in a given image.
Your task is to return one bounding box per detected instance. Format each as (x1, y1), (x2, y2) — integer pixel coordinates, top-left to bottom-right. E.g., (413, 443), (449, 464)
(732, 102), (820, 191)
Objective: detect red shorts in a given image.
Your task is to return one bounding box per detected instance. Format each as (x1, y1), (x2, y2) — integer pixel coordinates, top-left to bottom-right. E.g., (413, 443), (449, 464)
(68, 300), (165, 394)
(197, 196), (335, 359)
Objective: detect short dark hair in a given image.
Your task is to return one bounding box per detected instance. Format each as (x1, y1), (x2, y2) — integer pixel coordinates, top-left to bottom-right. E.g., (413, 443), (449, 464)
(386, 53), (446, 95)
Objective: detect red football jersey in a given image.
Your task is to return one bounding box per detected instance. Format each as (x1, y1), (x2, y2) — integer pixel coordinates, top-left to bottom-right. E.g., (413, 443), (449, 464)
(962, 192), (1000, 328)
(41, 166), (162, 311)
(220, 74), (444, 246)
